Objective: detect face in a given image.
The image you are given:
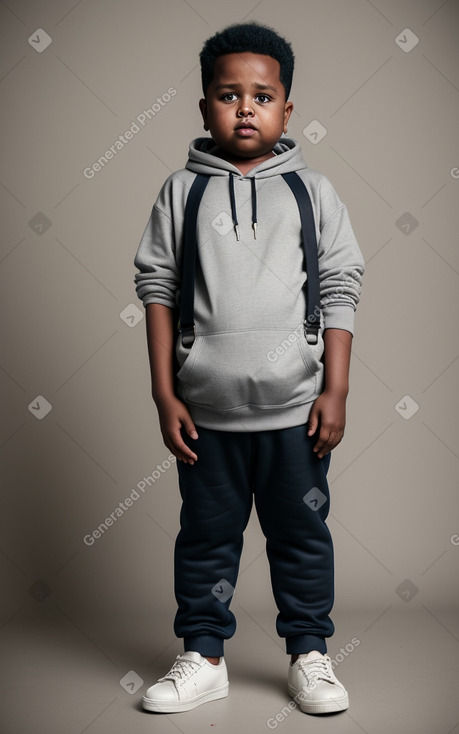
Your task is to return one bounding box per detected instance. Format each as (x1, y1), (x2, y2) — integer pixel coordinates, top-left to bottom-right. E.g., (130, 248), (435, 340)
(199, 52), (293, 167)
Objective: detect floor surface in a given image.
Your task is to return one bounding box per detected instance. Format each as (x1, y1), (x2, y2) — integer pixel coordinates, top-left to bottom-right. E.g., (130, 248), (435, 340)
(1, 604), (458, 734)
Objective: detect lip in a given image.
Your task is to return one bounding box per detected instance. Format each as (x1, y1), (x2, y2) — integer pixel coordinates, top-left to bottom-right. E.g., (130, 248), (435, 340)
(235, 121), (257, 129)
(235, 128), (257, 136)
(234, 122), (257, 136)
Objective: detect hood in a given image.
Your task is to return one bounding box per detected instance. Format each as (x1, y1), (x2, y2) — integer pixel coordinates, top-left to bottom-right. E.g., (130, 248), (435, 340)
(185, 137), (308, 241)
(185, 136), (308, 179)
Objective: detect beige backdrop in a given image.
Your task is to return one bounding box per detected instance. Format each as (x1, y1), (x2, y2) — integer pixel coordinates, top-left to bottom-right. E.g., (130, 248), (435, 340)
(1, 0), (459, 732)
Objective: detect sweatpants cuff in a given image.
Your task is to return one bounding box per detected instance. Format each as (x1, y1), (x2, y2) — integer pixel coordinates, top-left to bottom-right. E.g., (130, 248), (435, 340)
(184, 636), (225, 658)
(286, 635), (327, 655)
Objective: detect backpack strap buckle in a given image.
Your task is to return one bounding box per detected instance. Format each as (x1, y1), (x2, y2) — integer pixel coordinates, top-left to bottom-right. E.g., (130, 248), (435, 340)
(180, 324), (196, 348)
(304, 321), (319, 345)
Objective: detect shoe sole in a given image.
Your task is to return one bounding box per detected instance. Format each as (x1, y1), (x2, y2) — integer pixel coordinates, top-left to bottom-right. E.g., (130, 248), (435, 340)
(142, 682), (229, 713)
(288, 683), (349, 714)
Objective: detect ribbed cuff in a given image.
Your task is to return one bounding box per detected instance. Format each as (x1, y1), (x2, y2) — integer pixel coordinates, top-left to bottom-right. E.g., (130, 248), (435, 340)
(140, 296), (175, 310)
(322, 305), (355, 335)
(184, 635), (225, 657)
(286, 635), (327, 655)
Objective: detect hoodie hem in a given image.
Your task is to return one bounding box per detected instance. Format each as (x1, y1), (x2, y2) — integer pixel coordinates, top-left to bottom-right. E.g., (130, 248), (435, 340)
(185, 400), (316, 432)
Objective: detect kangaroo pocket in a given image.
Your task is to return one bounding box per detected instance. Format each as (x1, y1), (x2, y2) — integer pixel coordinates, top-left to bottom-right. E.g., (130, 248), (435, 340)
(175, 329), (323, 412)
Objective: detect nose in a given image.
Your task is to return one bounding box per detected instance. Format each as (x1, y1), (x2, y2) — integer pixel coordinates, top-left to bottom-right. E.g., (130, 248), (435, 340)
(237, 96), (254, 117)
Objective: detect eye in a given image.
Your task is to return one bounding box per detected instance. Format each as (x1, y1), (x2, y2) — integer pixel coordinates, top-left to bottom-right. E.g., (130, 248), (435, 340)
(220, 93), (237, 102)
(255, 94), (271, 104)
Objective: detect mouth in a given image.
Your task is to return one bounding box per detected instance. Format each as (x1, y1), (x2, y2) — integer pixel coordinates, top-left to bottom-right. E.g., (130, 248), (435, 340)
(235, 122), (257, 136)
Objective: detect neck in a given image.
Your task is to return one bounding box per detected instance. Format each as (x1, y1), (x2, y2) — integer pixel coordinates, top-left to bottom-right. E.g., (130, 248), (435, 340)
(215, 148), (275, 175)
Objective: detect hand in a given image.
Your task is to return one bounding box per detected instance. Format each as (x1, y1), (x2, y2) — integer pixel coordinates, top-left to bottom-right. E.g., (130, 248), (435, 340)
(156, 396), (199, 464)
(307, 390), (347, 458)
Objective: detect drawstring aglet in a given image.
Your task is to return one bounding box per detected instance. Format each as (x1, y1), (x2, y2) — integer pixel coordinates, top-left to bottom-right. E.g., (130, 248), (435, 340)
(234, 224), (240, 241)
(252, 222), (257, 239)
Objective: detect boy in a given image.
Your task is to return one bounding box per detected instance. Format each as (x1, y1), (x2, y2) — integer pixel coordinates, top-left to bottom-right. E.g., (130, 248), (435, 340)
(134, 22), (364, 716)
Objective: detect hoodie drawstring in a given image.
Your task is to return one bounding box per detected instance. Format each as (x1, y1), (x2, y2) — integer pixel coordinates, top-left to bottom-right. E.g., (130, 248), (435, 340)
(228, 172), (240, 241)
(229, 172), (258, 241)
(251, 177), (258, 239)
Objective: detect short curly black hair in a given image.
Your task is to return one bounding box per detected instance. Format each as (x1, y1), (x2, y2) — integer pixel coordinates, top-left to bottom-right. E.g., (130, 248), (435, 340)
(200, 22), (295, 99)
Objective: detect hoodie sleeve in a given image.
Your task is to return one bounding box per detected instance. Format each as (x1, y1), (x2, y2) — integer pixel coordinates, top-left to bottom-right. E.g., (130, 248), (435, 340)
(133, 174), (187, 309)
(316, 177), (365, 335)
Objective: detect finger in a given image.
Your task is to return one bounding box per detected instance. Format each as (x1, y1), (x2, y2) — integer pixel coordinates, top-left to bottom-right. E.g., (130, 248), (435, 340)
(307, 411), (319, 437)
(181, 414), (198, 440)
(317, 429), (342, 458)
(313, 431), (326, 454)
(167, 430), (198, 465)
(314, 425), (332, 455)
(313, 438), (326, 455)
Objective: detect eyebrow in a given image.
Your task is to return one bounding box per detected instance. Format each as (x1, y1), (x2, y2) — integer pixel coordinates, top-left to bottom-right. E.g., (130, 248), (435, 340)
(215, 82), (278, 93)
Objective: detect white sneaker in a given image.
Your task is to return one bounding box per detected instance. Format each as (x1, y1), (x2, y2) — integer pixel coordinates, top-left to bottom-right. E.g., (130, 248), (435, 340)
(142, 651), (229, 713)
(288, 654), (349, 714)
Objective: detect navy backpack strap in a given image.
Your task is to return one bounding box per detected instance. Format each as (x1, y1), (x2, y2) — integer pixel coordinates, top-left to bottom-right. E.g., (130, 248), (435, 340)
(179, 173), (210, 347)
(281, 172), (321, 345)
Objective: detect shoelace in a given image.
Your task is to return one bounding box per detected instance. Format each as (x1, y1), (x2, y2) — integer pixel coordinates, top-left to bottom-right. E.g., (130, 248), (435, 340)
(298, 657), (334, 686)
(158, 655), (201, 684)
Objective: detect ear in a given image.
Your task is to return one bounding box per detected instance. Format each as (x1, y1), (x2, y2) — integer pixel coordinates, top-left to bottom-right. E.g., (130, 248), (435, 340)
(199, 98), (209, 131)
(283, 101), (294, 133)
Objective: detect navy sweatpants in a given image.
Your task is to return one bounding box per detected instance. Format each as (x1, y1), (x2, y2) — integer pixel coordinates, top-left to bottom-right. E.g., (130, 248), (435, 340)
(174, 424), (335, 657)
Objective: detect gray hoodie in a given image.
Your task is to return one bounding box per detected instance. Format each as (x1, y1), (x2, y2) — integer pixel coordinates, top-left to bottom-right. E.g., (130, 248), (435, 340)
(134, 137), (364, 432)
